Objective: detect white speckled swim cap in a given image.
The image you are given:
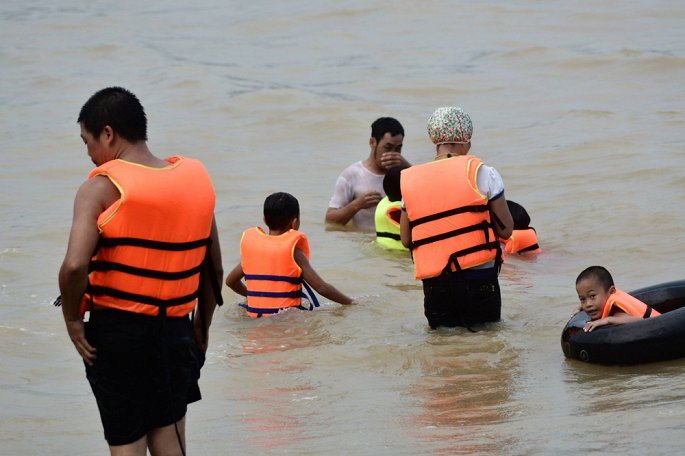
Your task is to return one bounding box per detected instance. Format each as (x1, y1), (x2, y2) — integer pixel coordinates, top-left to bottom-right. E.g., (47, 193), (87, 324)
(427, 107), (473, 145)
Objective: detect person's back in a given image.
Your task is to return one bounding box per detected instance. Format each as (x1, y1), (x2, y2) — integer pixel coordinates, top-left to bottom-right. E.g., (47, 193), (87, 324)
(228, 192), (354, 316)
(87, 156), (215, 316)
(240, 225), (313, 317)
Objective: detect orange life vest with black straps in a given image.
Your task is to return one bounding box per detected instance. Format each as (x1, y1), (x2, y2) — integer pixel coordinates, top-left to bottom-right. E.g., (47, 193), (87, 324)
(240, 227), (317, 318)
(400, 155), (501, 280)
(501, 227), (541, 255)
(601, 289), (661, 319)
(83, 156), (217, 318)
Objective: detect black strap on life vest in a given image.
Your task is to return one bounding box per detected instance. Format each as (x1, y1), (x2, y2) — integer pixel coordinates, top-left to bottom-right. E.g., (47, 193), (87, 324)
(240, 275), (320, 318)
(87, 285), (199, 309)
(409, 204), (490, 249)
(87, 236), (212, 314)
(97, 237), (209, 250)
(517, 243), (540, 253)
(643, 305), (654, 318)
(408, 204), (489, 230)
(408, 202), (502, 272)
(376, 231), (402, 241)
(89, 261), (203, 280)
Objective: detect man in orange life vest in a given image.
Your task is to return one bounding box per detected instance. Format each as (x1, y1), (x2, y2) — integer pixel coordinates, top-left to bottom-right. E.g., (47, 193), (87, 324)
(58, 87), (223, 455)
(400, 107), (514, 329)
(227, 192), (355, 316)
(575, 265), (660, 332)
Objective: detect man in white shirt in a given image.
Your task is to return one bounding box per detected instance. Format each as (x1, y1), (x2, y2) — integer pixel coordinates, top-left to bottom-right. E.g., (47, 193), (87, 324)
(326, 117), (409, 231)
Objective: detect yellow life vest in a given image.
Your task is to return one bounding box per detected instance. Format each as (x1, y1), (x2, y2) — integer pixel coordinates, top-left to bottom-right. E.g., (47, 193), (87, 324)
(400, 155), (500, 279)
(84, 156), (217, 317)
(374, 196), (407, 251)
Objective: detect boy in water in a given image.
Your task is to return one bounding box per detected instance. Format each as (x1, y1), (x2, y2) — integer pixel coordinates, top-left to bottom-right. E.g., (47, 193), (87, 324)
(226, 192), (355, 317)
(575, 266), (660, 332)
(500, 200), (541, 255)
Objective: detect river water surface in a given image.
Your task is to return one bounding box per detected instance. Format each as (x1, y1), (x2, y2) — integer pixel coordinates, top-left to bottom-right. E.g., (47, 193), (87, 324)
(1, 1), (685, 454)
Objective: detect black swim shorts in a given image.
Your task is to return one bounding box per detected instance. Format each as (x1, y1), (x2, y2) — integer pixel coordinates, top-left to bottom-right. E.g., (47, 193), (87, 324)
(84, 309), (205, 446)
(422, 267), (501, 329)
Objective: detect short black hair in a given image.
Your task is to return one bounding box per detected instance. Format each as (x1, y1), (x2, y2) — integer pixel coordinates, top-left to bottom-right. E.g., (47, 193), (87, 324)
(383, 165), (409, 202)
(507, 200), (531, 230)
(371, 117), (404, 143)
(78, 87), (148, 142)
(576, 266), (614, 291)
(264, 192), (300, 231)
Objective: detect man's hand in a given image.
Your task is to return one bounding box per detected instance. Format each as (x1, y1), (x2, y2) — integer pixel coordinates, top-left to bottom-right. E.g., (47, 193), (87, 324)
(65, 319), (97, 365)
(354, 191), (383, 210)
(193, 314), (209, 353)
(380, 152), (409, 170)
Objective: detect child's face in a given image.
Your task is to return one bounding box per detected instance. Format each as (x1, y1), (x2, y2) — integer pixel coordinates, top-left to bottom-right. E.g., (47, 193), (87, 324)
(576, 277), (614, 320)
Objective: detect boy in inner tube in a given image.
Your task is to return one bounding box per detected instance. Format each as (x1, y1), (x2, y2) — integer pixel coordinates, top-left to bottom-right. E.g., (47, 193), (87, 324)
(574, 266), (660, 332)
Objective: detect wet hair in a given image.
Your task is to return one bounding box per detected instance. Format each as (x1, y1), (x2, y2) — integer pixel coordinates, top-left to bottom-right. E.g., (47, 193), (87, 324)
(264, 192), (300, 231)
(78, 87), (148, 142)
(371, 117), (404, 143)
(507, 200), (531, 230)
(383, 165), (409, 202)
(576, 266), (614, 291)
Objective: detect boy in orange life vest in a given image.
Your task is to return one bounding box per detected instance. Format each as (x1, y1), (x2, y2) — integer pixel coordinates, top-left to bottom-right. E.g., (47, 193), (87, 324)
(500, 200), (541, 255)
(575, 266), (660, 332)
(226, 192), (355, 317)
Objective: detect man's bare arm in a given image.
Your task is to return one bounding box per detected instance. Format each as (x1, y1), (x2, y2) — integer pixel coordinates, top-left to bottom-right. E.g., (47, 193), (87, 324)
(326, 191), (382, 226)
(59, 176), (119, 364)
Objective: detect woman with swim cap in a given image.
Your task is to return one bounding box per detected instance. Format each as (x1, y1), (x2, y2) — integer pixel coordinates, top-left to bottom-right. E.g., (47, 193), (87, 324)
(400, 107), (513, 329)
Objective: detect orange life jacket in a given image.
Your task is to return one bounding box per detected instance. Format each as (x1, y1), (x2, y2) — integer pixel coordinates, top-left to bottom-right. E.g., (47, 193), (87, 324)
(400, 155), (501, 279)
(601, 289), (661, 319)
(83, 156), (216, 318)
(240, 227), (317, 318)
(501, 227), (541, 255)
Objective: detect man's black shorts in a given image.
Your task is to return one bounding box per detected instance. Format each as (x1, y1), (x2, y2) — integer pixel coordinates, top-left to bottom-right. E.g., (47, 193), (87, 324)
(422, 267), (501, 329)
(84, 309), (204, 446)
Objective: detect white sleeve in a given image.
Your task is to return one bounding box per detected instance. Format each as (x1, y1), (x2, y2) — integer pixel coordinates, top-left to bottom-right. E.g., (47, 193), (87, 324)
(476, 165), (505, 200)
(328, 174), (354, 209)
